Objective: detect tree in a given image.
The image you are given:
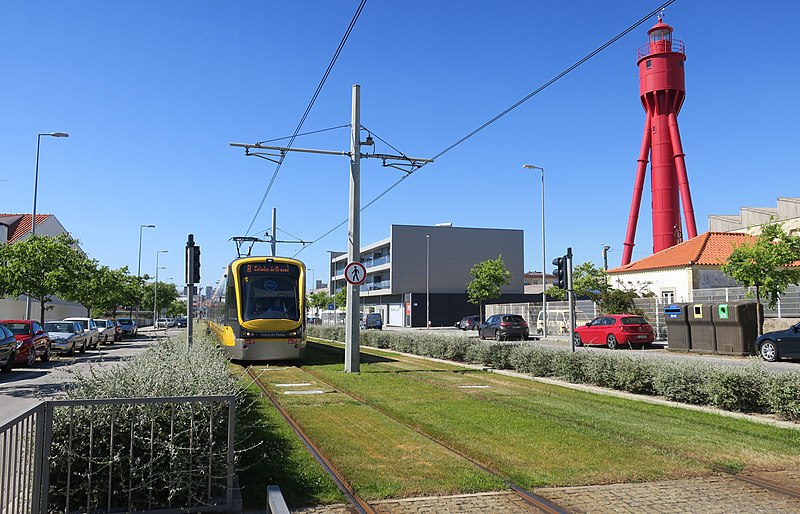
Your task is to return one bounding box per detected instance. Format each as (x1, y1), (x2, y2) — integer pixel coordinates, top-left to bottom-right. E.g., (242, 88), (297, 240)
(333, 287), (347, 309)
(721, 223), (800, 335)
(167, 300), (187, 318)
(466, 255), (511, 319)
(547, 262), (650, 315)
(307, 291), (332, 313)
(141, 282), (180, 319)
(0, 234), (85, 323)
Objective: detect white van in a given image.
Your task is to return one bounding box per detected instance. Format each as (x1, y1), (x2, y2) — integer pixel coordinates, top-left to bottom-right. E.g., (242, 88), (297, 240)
(536, 309), (591, 335)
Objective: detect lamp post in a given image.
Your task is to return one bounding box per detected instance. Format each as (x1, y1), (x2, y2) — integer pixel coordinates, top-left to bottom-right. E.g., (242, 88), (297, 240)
(307, 268), (315, 292)
(153, 250), (168, 329)
(25, 131), (69, 320)
(426, 234), (430, 328)
(135, 224), (155, 324)
(523, 164), (547, 338)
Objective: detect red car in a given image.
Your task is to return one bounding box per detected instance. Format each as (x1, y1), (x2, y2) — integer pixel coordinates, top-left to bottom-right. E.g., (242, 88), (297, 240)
(573, 314), (654, 349)
(0, 320), (52, 366)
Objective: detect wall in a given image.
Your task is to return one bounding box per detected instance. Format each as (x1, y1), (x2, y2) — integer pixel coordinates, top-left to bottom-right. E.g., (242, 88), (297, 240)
(609, 267), (693, 302)
(390, 225), (524, 295)
(0, 296), (85, 322)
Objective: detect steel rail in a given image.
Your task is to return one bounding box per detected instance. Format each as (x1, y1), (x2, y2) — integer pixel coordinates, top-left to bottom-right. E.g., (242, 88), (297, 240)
(729, 474), (800, 501)
(244, 367), (375, 514)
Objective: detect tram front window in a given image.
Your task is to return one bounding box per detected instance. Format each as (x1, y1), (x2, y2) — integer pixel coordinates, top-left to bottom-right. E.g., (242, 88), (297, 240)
(239, 263), (301, 322)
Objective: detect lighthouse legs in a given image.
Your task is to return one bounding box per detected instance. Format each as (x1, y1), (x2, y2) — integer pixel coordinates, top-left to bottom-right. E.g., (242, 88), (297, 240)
(621, 116), (652, 266)
(668, 112), (698, 239)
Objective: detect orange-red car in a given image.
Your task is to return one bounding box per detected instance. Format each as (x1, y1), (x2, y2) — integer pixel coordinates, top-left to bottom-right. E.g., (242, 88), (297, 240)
(573, 314), (654, 349)
(0, 319), (52, 366)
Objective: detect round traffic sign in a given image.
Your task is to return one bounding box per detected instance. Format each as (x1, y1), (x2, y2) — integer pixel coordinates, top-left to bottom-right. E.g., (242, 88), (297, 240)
(344, 261), (367, 285)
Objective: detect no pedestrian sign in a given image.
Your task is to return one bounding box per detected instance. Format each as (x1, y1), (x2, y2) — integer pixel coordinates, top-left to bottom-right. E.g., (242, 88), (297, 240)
(344, 261), (366, 285)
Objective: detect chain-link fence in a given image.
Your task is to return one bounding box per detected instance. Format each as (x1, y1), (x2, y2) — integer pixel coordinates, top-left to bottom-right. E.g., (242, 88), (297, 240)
(690, 284), (800, 318)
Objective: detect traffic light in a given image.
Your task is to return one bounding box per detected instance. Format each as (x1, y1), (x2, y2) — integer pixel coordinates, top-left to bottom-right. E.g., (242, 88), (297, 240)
(552, 256), (566, 289)
(191, 246), (201, 284)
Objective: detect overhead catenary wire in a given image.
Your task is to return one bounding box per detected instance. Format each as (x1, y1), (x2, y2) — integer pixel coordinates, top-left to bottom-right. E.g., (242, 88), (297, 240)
(256, 124), (351, 145)
(293, 0), (676, 257)
(243, 0), (368, 236)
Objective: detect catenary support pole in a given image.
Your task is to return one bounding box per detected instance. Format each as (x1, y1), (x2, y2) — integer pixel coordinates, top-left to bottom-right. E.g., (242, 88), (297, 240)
(567, 247), (575, 353)
(345, 84), (361, 373)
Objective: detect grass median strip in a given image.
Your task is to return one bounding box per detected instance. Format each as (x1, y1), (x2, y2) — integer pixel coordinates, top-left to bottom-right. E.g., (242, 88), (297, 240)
(298, 342), (800, 490)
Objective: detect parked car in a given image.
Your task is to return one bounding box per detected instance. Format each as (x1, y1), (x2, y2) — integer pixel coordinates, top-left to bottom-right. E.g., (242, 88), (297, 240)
(156, 318), (170, 329)
(117, 318), (138, 337)
(0, 324), (18, 372)
(478, 314), (529, 341)
(111, 319), (122, 341)
(63, 317), (100, 349)
(457, 315), (481, 331)
(361, 312), (383, 330)
(94, 319), (117, 344)
(536, 309), (592, 335)
(573, 314), (654, 349)
(176, 317), (187, 328)
(43, 321), (88, 355)
(0, 319), (51, 366)
(755, 322), (800, 362)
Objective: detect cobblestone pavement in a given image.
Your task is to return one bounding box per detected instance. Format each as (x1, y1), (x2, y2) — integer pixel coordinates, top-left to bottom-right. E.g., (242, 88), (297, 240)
(293, 472), (800, 513)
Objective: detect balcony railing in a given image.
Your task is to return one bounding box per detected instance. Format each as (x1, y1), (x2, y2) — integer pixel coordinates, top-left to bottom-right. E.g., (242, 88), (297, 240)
(638, 39), (684, 59)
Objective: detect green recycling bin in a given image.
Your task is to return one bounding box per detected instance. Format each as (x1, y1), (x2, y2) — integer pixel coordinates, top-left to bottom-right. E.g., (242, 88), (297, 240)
(688, 303), (716, 353)
(664, 303), (691, 351)
(712, 301), (760, 356)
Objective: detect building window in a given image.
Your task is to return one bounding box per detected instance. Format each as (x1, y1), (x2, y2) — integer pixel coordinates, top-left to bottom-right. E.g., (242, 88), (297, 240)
(646, 60), (652, 69)
(661, 290), (675, 305)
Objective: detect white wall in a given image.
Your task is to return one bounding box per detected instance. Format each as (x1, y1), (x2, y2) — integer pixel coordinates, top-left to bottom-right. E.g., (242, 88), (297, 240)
(609, 267), (694, 302)
(0, 296), (85, 322)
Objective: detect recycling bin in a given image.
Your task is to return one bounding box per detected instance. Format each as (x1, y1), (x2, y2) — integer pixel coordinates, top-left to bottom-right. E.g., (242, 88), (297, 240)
(712, 301), (760, 356)
(664, 303), (691, 351)
(688, 303), (716, 353)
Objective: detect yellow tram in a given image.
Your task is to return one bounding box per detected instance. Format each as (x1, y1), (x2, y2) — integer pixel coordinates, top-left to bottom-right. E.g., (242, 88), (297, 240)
(208, 256), (307, 361)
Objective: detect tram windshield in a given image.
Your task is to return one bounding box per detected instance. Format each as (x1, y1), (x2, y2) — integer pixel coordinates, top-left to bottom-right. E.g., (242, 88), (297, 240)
(239, 262), (301, 322)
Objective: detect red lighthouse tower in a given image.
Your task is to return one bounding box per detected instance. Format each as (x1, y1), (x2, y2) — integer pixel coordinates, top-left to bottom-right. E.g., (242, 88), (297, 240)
(621, 17), (697, 265)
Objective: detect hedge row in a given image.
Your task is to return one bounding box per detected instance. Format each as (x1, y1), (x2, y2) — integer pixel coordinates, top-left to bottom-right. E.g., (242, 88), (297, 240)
(308, 326), (800, 422)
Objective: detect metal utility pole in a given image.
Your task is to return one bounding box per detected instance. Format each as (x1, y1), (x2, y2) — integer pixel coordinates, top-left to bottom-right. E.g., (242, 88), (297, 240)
(186, 234), (195, 348)
(230, 84), (432, 372)
(344, 85), (362, 372)
(426, 234), (430, 329)
(271, 208), (277, 256)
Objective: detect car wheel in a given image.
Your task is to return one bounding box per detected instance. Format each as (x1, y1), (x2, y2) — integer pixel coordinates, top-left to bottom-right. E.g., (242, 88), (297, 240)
(759, 340), (779, 362)
(521, 334), (528, 341)
(573, 333), (583, 347)
(478, 330), (485, 340)
(41, 344), (51, 362)
(607, 334), (618, 350)
(536, 328), (543, 335)
(80, 339), (87, 354)
(1, 352), (14, 372)
(26, 346), (37, 366)
(495, 330), (502, 341)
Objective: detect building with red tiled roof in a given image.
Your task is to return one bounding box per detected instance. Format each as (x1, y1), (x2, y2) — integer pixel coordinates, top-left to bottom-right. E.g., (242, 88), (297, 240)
(0, 213), (69, 245)
(607, 232), (755, 304)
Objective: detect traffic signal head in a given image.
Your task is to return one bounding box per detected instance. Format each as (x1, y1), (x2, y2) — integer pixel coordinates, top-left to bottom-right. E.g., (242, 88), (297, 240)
(191, 246), (201, 284)
(552, 256), (566, 289)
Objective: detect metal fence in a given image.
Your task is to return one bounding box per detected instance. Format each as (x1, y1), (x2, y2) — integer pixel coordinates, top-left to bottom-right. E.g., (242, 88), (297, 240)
(690, 284), (800, 318)
(0, 395), (236, 514)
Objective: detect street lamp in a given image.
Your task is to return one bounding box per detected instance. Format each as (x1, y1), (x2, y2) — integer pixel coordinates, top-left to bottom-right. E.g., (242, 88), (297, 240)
(426, 234), (430, 329)
(307, 268), (315, 292)
(153, 250), (168, 328)
(134, 224), (156, 324)
(523, 164), (547, 338)
(25, 131), (69, 320)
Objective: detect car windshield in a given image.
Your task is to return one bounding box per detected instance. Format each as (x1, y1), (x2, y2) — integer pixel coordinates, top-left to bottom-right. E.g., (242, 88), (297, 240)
(119, 319), (133, 325)
(69, 320), (89, 329)
(3, 323), (31, 335)
(45, 322), (74, 333)
(621, 317), (648, 325)
(240, 263), (301, 322)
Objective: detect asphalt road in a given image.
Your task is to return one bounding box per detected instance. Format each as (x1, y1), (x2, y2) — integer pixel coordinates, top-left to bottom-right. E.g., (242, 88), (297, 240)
(0, 327), (178, 424)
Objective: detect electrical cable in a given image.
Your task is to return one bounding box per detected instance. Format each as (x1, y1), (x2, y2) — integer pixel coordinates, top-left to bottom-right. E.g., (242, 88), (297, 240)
(292, 0), (676, 257)
(243, 0), (368, 236)
(257, 124), (351, 145)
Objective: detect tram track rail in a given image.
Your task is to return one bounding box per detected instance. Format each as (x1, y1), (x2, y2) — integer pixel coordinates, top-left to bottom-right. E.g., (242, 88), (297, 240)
(244, 362), (571, 514)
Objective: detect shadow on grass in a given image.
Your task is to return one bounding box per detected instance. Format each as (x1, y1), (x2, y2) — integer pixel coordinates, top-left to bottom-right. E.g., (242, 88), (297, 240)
(235, 384), (345, 509)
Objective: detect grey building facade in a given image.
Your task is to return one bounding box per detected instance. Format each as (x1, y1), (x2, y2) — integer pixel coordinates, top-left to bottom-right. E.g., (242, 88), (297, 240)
(329, 224), (531, 327)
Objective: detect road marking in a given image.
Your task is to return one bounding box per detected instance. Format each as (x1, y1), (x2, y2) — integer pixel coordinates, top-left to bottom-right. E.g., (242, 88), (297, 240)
(275, 383), (312, 387)
(284, 390), (326, 395)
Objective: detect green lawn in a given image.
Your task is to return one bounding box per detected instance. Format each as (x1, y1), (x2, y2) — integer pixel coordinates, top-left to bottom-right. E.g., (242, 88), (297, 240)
(244, 342), (800, 502)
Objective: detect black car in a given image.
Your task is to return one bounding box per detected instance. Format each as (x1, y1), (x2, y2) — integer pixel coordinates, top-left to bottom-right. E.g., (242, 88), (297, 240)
(478, 314), (529, 341)
(0, 324), (17, 372)
(176, 317), (188, 328)
(457, 315), (481, 330)
(755, 322), (800, 362)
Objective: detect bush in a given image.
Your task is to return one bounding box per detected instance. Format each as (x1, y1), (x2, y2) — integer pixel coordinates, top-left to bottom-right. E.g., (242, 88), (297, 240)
(765, 372), (800, 421)
(552, 352), (589, 383)
(654, 362), (711, 405)
(707, 365), (770, 413)
(583, 353), (617, 388)
(613, 357), (657, 395)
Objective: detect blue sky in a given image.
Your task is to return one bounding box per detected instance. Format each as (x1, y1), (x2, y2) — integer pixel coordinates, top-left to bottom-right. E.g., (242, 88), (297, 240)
(2, 1), (797, 292)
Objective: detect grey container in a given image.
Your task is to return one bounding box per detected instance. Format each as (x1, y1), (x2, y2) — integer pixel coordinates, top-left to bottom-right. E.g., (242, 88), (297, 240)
(664, 303), (691, 351)
(712, 301), (760, 356)
(688, 303), (717, 353)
